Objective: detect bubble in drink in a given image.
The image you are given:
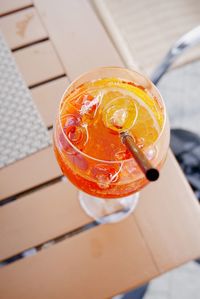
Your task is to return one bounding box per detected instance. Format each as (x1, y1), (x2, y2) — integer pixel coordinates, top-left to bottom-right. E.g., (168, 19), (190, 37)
(145, 146), (157, 160)
(136, 137), (145, 149)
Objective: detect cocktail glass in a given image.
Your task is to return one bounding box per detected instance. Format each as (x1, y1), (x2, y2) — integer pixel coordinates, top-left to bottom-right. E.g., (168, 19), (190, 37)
(53, 67), (170, 223)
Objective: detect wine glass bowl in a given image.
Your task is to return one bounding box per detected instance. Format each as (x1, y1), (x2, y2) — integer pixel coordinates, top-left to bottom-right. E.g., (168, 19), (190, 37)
(53, 67), (170, 222)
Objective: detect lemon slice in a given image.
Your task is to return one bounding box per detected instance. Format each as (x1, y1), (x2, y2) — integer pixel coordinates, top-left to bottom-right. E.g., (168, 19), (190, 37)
(99, 83), (162, 148)
(91, 79), (163, 127)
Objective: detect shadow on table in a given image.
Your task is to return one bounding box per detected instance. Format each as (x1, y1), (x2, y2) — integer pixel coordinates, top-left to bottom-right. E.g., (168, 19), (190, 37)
(122, 128), (200, 299)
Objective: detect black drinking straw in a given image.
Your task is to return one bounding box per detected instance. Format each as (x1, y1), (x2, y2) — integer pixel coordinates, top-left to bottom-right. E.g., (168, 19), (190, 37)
(121, 132), (159, 181)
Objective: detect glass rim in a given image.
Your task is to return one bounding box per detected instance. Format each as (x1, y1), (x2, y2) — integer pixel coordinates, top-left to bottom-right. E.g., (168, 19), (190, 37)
(58, 66), (167, 164)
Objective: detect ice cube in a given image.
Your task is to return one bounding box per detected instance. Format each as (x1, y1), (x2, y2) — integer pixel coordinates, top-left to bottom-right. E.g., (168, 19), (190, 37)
(96, 174), (111, 189)
(80, 93), (102, 124)
(125, 160), (138, 174)
(67, 152), (88, 171)
(103, 97), (137, 132)
(63, 114), (88, 149)
(67, 126), (83, 144)
(114, 149), (132, 160)
(92, 164), (119, 189)
(59, 132), (75, 155)
(111, 108), (127, 128)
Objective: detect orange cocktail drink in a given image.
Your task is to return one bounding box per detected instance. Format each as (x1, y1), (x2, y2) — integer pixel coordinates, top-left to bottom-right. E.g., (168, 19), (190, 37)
(53, 67), (169, 222)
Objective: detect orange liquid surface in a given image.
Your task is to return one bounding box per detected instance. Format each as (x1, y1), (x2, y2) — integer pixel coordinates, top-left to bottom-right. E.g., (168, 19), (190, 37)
(54, 78), (164, 198)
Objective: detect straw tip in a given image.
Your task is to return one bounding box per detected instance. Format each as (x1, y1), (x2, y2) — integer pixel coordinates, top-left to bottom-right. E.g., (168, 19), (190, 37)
(146, 168), (159, 181)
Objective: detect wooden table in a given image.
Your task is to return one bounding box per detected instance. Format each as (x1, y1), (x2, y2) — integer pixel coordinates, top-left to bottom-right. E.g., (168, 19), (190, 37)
(0, 1), (200, 298)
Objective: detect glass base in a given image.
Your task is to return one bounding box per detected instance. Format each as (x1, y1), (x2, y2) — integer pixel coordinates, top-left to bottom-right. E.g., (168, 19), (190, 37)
(79, 192), (139, 224)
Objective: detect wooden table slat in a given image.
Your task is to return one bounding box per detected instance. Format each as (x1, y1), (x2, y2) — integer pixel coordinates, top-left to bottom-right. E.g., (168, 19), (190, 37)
(0, 217), (158, 299)
(0, 0), (32, 16)
(0, 180), (91, 261)
(31, 76), (69, 127)
(13, 40), (65, 86)
(0, 7), (48, 50)
(1, 151), (200, 270)
(33, 0), (123, 81)
(0, 146), (61, 200)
